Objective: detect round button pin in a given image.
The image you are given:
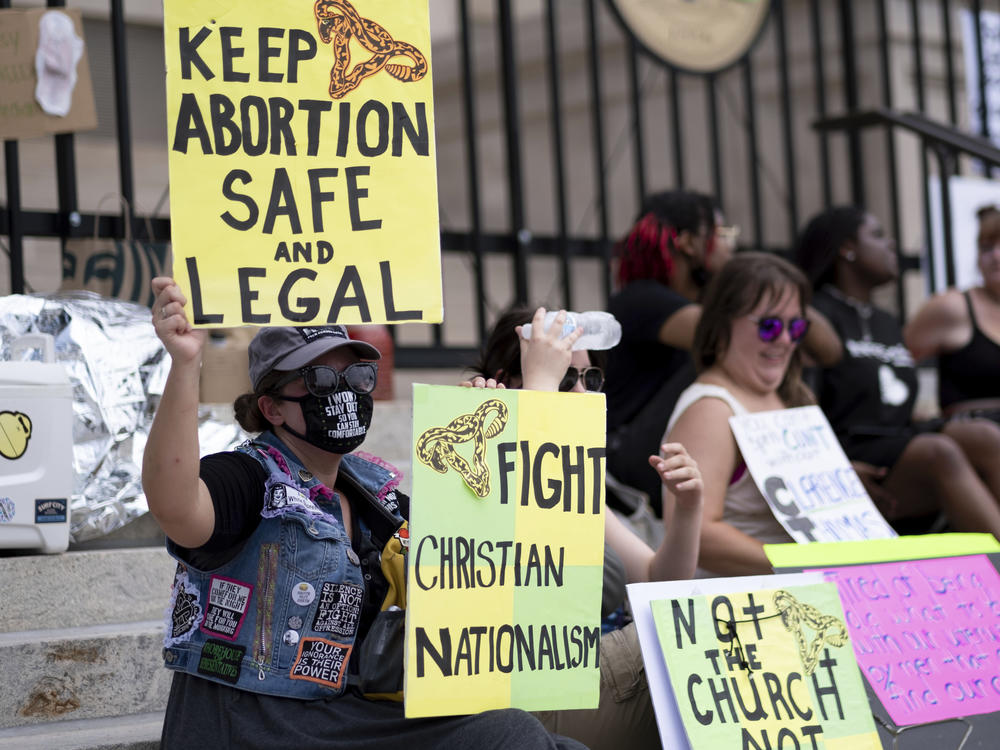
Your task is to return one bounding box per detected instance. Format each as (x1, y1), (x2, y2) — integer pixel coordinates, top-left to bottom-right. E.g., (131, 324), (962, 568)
(291, 581), (315, 606)
(287, 615), (303, 630)
(347, 549), (360, 566)
(283, 629), (300, 647)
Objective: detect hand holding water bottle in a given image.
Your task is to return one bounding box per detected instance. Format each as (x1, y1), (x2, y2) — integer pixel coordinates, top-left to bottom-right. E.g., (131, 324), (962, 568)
(515, 308), (582, 391)
(520, 310), (622, 351)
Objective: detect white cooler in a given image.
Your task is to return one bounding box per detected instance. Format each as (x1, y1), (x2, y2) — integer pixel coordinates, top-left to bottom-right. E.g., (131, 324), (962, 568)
(0, 334), (73, 553)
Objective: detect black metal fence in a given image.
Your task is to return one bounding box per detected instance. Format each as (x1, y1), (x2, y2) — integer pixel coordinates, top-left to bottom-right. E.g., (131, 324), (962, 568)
(4, 0), (1000, 366)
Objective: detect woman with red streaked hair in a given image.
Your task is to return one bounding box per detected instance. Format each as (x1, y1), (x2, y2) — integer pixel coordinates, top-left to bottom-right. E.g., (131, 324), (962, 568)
(604, 191), (724, 515)
(604, 191), (839, 516)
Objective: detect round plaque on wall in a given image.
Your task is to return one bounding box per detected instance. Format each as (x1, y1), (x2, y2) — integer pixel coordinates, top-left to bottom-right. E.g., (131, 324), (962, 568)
(608, 0), (773, 74)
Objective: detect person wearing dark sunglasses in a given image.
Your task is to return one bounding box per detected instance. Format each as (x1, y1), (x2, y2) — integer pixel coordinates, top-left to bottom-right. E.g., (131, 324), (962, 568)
(465, 304), (704, 750)
(797, 207), (1000, 543)
(143, 278), (588, 750)
(747, 315), (810, 343)
(663, 252), (818, 577)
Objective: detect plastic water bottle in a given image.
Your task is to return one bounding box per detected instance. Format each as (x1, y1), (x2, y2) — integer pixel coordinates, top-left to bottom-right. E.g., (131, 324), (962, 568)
(520, 311), (621, 351)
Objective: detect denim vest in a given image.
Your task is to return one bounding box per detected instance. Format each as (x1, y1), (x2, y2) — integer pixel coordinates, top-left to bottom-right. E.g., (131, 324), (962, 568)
(162, 431), (407, 700)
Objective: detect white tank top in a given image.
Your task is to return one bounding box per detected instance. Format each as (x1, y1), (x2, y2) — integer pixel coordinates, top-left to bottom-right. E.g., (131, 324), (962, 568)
(666, 382), (794, 577)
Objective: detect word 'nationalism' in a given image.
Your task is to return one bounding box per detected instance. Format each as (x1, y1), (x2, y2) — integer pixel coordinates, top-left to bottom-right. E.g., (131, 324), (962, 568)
(414, 623), (600, 678)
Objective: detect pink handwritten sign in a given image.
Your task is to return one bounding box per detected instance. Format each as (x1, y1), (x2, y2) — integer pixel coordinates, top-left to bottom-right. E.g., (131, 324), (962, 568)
(812, 555), (1000, 725)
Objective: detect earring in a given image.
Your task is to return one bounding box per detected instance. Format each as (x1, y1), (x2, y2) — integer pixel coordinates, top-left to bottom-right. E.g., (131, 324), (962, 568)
(843, 251), (856, 262)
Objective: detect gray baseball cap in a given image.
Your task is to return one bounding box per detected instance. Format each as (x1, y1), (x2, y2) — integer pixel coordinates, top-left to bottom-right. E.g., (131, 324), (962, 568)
(248, 326), (381, 391)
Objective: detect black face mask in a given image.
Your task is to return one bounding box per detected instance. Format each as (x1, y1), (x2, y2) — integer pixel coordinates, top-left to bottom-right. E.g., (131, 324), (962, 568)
(280, 383), (373, 454)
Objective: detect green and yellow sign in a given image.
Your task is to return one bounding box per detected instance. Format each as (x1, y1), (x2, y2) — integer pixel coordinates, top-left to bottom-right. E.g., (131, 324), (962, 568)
(651, 582), (880, 750)
(405, 385), (606, 717)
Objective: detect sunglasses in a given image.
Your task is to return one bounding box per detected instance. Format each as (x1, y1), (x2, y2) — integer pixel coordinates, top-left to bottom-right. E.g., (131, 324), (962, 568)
(273, 362), (378, 397)
(559, 366), (604, 392)
(748, 316), (810, 343)
(715, 225), (741, 244)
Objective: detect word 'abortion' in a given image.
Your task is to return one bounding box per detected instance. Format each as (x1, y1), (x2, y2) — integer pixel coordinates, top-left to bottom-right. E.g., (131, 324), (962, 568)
(172, 27), (430, 160)
(414, 623), (601, 678)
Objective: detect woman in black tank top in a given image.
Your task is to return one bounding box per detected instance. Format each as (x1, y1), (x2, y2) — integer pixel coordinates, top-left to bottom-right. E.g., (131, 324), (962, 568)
(905, 205), (1000, 421)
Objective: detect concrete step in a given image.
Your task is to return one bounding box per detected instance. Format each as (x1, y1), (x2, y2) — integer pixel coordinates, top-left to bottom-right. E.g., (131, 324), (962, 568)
(0, 547), (175, 632)
(0, 711), (163, 750)
(0, 620), (170, 729)
(367, 398), (414, 494)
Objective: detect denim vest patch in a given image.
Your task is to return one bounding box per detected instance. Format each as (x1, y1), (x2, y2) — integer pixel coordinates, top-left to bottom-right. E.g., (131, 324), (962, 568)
(162, 432), (406, 700)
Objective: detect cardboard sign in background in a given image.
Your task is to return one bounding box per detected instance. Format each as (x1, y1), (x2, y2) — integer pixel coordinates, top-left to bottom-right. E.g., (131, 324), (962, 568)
(163, 0), (442, 327)
(0, 8), (97, 140)
(729, 406), (896, 544)
(768, 536), (1000, 748)
(405, 385), (605, 717)
(813, 555), (1000, 726)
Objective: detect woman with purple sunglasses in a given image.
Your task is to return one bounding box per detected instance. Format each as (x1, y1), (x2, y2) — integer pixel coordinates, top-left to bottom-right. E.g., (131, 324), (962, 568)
(796, 207), (1000, 542)
(661, 253), (815, 576)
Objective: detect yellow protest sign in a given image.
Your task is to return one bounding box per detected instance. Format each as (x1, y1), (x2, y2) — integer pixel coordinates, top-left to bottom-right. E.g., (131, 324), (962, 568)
(765, 532), (1000, 569)
(651, 582), (881, 750)
(163, 0), (441, 326)
(405, 385), (605, 717)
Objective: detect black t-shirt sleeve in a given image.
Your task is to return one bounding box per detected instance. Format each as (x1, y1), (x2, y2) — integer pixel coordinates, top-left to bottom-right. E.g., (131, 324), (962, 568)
(610, 280), (692, 344)
(175, 451), (267, 570)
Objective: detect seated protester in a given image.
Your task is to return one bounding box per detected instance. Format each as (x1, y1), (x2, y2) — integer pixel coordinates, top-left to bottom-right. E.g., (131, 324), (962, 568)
(604, 190), (719, 514)
(606, 191), (840, 514)
(795, 207), (1000, 540)
(465, 305), (704, 750)
(143, 278), (588, 750)
(664, 254), (813, 576)
(904, 204), (1000, 422)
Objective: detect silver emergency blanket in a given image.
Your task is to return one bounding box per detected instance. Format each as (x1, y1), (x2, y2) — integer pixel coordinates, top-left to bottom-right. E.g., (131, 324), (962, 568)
(0, 292), (246, 543)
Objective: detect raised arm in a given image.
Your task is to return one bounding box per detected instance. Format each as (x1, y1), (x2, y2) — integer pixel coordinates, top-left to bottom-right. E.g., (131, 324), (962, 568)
(903, 289), (969, 361)
(800, 304), (843, 367)
(656, 304), (701, 350)
(666, 397), (772, 576)
(603, 510), (655, 584)
(141, 277), (216, 549)
(517, 307), (582, 390)
(647, 442), (703, 581)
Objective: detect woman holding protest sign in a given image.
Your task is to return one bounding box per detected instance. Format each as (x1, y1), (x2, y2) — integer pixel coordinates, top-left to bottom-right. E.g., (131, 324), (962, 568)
(143, 277), (588, 749)
(464, 304), (704, 750)
(795, 206), (1000, 541)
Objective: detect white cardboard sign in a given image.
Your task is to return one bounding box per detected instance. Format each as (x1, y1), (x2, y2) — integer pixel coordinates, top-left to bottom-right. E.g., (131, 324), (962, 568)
(627, 573), (825, 750)
(728, 406), (896, 544)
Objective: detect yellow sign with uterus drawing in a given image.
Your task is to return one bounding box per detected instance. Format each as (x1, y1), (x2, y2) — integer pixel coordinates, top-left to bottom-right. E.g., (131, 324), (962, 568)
(406, 385), (606, 717)
(163, 0), (442, 327)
